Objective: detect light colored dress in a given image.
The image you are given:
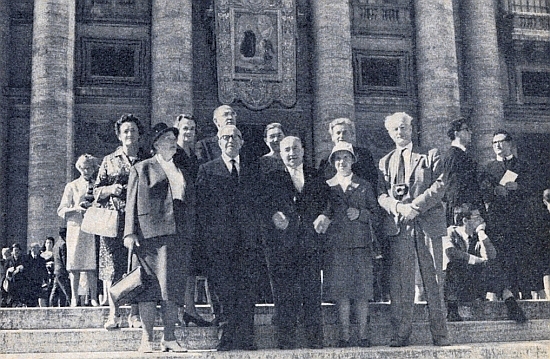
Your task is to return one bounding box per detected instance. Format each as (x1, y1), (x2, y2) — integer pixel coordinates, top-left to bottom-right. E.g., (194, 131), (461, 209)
(57, 176), (96, 271)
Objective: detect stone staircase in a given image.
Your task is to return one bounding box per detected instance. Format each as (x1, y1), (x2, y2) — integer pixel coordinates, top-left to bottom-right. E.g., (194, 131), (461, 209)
(1, 301), (549, 358)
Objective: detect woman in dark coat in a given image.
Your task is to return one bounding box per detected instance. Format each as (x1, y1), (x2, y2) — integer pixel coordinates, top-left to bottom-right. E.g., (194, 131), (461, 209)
(124, 123), (194, 352)
(324, 141), (379, 348)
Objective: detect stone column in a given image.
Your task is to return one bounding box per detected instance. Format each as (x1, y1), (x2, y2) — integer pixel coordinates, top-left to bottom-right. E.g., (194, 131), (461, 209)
(0, 0), (9, 246)
(28, 0), (75, 245)
(461, 0), (504, 162)
(414, 0), (461, 151)
(311, 0), (355, 164)
(150, 0), (193, 126)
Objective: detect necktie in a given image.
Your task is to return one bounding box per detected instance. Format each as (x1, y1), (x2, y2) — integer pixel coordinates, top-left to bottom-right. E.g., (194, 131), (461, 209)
(230, 159), (239, 181)
(396, 148), (406, 184)
(291, 168), (303, 192)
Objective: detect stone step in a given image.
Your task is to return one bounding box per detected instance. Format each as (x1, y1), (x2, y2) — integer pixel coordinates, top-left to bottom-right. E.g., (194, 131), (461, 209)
(1, 319), (549, 354)
(1, 340), (550, 359)
(2, 300), (549, 330)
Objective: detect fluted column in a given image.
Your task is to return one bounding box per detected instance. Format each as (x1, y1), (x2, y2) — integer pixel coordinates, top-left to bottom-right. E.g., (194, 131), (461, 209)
(461, 0), (504, 162)
(311, 0), (355, 164)
(151, 0), (193, 125)
(0, 0), (9, 246)
(414, 0), (461, 151)
(28, 0), (75, 245)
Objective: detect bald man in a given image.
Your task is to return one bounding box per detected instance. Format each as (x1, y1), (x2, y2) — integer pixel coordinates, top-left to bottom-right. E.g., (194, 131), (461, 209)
(196, 105), (237, 163)
(261, 136), (330, 350)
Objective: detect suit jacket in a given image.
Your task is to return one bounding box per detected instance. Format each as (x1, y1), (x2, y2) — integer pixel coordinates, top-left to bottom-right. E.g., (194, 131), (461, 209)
(262, 166), (330, 250)
(479, 157), (532, 235)
(196, 136), (221, 164)
(196, 157), (260, 258)
(442, 226), (496, 270)
(325, 174), (379, 249)
(378, 145), (446, 238)
(174, 146), (200, 181)
(442, 146), (483, 210)
(124, 156), (196, 240)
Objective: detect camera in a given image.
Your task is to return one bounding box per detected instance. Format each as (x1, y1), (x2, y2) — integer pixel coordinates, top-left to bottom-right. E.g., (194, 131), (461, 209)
(392, 183), (409, 200)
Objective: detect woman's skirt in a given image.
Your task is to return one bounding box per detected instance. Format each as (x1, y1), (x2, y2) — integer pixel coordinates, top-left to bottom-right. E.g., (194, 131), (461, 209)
(324, 247), (373, 301)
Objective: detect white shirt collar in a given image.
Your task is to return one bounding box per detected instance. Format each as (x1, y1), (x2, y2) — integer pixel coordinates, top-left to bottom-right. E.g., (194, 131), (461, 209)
(396, 142), (413, 153)
(451, 142), (467, 152)
(221, 153), (240, 172)
(496, 154), (514, 162)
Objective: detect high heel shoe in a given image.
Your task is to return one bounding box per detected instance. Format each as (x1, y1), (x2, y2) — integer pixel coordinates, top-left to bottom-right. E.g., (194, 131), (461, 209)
(161, 339), (187, 352)
(128, 314), (143, 328)
(104, 315), (122, 330)
(182, 312), (212, 327)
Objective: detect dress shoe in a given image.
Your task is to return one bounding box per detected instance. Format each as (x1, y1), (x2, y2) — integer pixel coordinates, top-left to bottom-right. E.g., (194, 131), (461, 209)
(216, 340), (233, 352)
(138, 340), (153, 353)
(103, 315), (122, 330)
(182, 311), (212, 327)
(505, 297), (528, 323)
(337, 339), (350, 348)
(433, 337), (451, 346)
(128, 314), (143, 328)
(238, 343), (258, 351)
(307, 341), (324, 349)
(389, 337), (409, 347)
(90, 299), (99, 307)
(161, 339), (187, 352)
(447, 309), (463, 322)
(358, 338), (371, 348)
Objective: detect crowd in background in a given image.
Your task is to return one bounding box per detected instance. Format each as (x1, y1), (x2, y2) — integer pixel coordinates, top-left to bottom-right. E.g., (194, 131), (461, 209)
(1, 107), (550, 353)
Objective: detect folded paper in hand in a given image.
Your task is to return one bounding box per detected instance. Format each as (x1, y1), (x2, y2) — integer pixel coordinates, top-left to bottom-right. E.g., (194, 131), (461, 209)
(499, 170), (518, 186)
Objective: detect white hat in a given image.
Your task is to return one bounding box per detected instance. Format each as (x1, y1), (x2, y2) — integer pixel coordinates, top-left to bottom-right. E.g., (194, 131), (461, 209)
(329, 141), (356, 163)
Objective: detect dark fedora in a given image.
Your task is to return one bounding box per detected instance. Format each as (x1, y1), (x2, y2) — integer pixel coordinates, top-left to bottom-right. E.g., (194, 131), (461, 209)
(150, 122), (179, 147)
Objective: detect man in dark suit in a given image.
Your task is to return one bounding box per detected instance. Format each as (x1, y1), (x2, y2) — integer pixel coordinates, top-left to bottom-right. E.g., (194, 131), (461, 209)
(196, 125), (259, 351)
(377, 112), (449, 347)
(442, 118), (484, 226)
(261, 136), (330, 349)
(49, 227), (71, 307)
(479, 130), (537, 298)
(196, 105), (237, 163)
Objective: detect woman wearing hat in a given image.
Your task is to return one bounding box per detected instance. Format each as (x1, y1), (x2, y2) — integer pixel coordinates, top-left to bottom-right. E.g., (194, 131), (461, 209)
(324, 141), (379, 348)
(94, 114), (145, 329)
(124, 122), (194, 352)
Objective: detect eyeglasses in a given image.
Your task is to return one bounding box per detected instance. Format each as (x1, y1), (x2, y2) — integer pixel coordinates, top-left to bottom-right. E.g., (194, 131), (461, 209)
(220, 134), (242, 141)
(492, 139), (509, 145)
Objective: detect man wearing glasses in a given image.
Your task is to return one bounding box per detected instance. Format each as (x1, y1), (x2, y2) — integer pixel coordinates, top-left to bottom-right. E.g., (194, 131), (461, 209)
(480, 130), (535, 299)
(196, 125), (259, 351)
(442, 118), (484, 226)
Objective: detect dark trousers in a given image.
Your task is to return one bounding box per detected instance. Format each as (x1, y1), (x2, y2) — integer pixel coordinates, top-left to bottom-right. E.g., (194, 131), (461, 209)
(389, 223), (447, 342)
(49, 274), (71, 307)
(445, 259), (509, 302)
(266, 244), (323, 348)
(209, 249), (256, 350)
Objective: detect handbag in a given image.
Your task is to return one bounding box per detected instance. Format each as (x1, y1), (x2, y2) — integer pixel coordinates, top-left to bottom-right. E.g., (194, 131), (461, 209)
(2, 277), (10, 293)
(109, 247), (148, 305)
(81, 205), (119, 238)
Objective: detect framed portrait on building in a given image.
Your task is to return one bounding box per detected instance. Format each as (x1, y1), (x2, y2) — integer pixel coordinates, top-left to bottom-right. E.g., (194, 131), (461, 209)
(233, 9), (281, 81)
(215, 0), (296, 110)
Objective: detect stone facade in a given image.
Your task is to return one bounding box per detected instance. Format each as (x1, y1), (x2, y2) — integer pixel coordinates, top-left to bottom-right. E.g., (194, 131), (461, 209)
(1, 0), (550, 248)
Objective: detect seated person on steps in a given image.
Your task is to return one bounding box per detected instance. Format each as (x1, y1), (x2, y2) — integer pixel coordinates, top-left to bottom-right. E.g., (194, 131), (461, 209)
(443, 203), (527, 323)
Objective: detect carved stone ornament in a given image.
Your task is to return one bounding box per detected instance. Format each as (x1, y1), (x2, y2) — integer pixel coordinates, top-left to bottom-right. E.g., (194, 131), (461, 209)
(215, 0), (296, 110)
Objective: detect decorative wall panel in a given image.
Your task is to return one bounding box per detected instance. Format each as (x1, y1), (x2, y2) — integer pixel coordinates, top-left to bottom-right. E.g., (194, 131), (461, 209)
(214, 0), (296, 110)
